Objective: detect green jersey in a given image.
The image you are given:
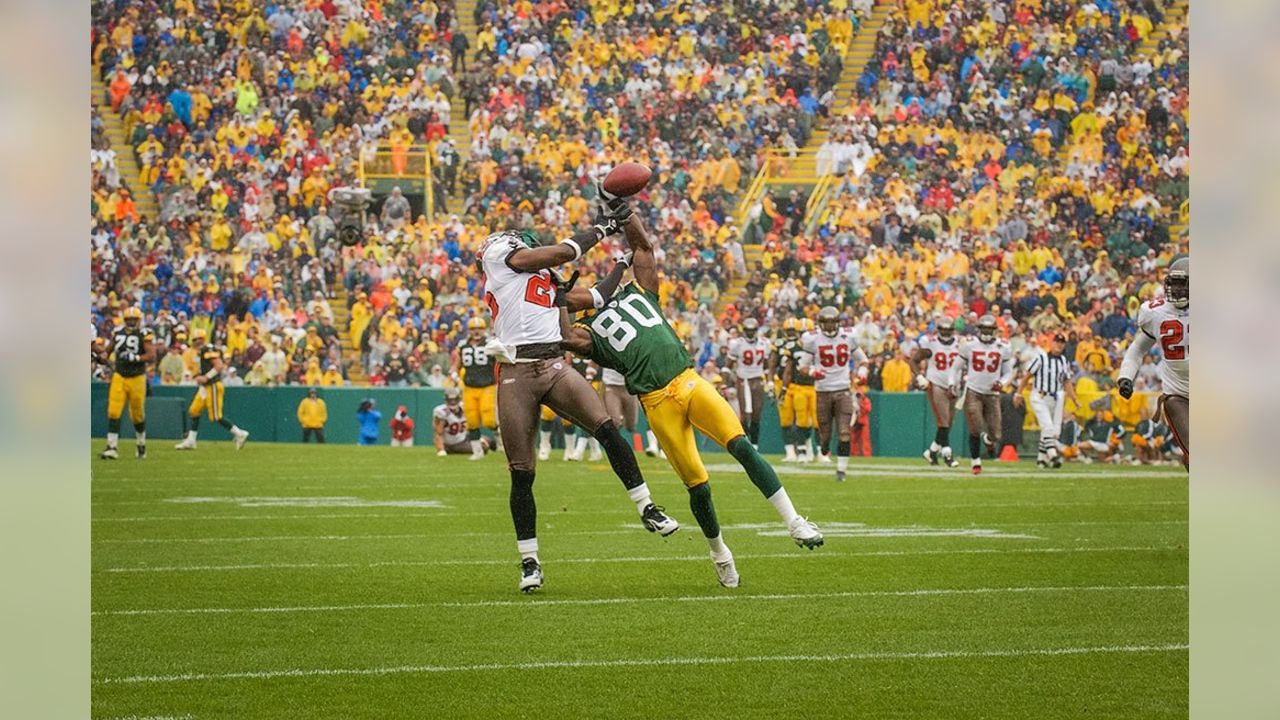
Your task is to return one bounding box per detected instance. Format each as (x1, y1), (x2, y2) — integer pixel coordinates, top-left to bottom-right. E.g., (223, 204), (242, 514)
(577, 283), (692, 395)
(1084, 418), (1124, 444)
(111, 325), (153, 377)
(459, 343), (496, 387)
(198, 344), (225, 378)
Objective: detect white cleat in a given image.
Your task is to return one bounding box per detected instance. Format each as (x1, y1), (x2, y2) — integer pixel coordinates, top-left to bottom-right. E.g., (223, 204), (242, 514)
(788, 516), (824, 550)
(588, 449), (603, 462)
(99, 447), (119, 460)
(712, 549), (739, 588)
(518, 558), (543, 593)
(232, 428), (249, 449)
(469, 452), (485, 461)
(537, 446), (551, 461)
(645, 445), (659, 457)
(817, 453), (832, 464)
(174, 439), (196, 450)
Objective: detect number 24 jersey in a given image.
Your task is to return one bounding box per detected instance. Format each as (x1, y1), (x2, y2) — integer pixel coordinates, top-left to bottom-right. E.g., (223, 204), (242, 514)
(1136, 298), (1189, 397)
(479, 232), (560, 347)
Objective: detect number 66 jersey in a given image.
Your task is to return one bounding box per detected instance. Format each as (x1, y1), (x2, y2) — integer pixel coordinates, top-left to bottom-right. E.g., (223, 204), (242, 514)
(1122, 298), (1189, 398)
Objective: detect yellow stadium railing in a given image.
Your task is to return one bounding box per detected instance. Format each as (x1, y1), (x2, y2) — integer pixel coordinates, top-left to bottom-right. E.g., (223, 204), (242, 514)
(358, 143), (436, 221)
(734, 160), (772, 231)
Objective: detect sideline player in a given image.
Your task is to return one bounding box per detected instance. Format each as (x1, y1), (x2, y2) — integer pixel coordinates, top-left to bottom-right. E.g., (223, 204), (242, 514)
(1118, 257), (1189, 469)
(175, 328), (249, 450)
(478, 201), (676, 593)
(911, 315), (961, 467)
(434, 388), (489, 456)
(727, 318), (770, 448)
(602, 365), (662, 457)
(558, 214), (823, 589)
(950, 314), (1014, 475)
(800, 306), (868, 482)
(98, 306), (155, 459)
(454, 317), (499, 460)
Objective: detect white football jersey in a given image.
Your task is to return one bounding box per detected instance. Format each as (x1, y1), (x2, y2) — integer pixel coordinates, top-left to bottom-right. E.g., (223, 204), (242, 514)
(953, 338), (1014, 394)
(800, 330), (868, 392)
(479, 232), (561, 349)
(1134, 298), (1189, 397)
(918, 334), (962, 386)
(432, 403), (469, 446)
(602, 366), (626, 386)
(728, 335), (771, 380)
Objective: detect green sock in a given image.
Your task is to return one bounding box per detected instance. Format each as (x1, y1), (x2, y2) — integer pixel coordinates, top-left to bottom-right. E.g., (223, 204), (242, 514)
(728, 436), (783, 497)
(687, 483), (720, 539)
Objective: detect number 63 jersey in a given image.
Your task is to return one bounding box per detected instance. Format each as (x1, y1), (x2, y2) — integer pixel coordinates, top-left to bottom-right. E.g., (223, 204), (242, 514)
(575, 282), (693, 396)
(1124, 298), (1189, 398)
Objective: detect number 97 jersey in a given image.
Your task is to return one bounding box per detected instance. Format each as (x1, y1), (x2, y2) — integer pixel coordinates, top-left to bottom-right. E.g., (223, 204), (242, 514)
(728, 336), (770, 380)
(1136, 298), (1189, 397)
(800, 330), (867, 392)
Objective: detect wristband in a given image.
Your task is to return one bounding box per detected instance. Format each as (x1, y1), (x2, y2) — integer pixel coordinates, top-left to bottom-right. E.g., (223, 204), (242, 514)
(590, 288), (605, 309)
(570, 227), (602, 256)
(562, 238), (583, 260)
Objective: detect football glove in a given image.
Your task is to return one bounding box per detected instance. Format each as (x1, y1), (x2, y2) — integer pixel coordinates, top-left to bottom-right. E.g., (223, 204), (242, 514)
(914, 374), (929, 390)
(549, 269), (580, 307)
(595, 182), (633, 223)
(1117, 377), (1134, 399)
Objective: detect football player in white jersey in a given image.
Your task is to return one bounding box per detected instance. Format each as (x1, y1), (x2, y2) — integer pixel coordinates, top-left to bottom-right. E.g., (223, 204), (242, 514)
(800, 306), (868, 482)
(1118, 257), (1189, 469)
(727, 317), (771, 448)
(478, 197), (676, 593)
(433, 388), (487, 455)
(910, 315), (962, 467)
(950, 314), (1015, 475)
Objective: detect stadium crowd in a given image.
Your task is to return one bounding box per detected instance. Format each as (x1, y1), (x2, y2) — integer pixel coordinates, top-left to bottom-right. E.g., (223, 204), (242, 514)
(90, 0), (1189, 448)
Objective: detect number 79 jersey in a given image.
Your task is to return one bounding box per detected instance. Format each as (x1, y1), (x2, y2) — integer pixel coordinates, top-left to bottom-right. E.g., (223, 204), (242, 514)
(800, 330), (868, 392)
(576, 282), (693, 396)
(480, 232), (560, 346)
(1136, 298), (1189, 397)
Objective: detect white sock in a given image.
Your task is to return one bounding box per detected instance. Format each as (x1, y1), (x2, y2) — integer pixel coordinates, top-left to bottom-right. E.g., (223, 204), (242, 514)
(647, 430), (658, 450)
(539, 430), (551, 451)
(187, 430), (198, 442)
(784, 443), (796, 458)
(627, 483), (653, 514)
(837, 456), (848, 473)
(106, 431), (119, 448)
(767, 487), (801, 526)
(929, 441), (941, 453)
(941, 446), (952, 458)
(804, 438), (813, 458)
(707, 533), (729, 557)
(135, 430), (146, 445)
(972, 457), (982, 466)
(517, 537), (538, 561)
(230, 425), (242, 435)
(589, 438), (601, 455)
(470, 439), (483, 455)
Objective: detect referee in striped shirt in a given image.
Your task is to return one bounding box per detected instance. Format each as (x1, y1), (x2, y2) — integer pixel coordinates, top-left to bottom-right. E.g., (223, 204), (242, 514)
(1013, 333), (1079, 468)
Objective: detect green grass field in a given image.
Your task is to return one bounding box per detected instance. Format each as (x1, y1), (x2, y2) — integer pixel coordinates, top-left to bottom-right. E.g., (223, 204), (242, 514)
(91, 441), (1187, 719)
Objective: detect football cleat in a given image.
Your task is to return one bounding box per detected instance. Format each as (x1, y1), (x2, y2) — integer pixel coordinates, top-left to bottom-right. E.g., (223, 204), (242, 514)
(644, 445), (659, 457)
(587, 447), (603, 462)
(788, 516), (824, 549)
(641, 503), (679, 537)
(469, 453), (485, 461)
(971, 459), (982, 475)
(136, 444), (146, 460)
(174, 438), (196, 450)
(1036, 460), (1049, 469)
(1051, 457), (1063, 469)
(99, 446), (118, 460)
(817, 453), (832, 464)
(836, 470), (846, 483)
(232, 428), (249, 450)
(537, 446), (551, 461)
(711, 550), (739, 588)
(924, 448), (939, 466)
(518, 558), (543, 593)
(942, 452), (959, 468)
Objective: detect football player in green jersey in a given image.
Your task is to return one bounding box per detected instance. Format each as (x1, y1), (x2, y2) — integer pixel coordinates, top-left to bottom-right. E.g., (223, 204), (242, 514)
(175, 328), (250, 450)
(98, 306), (155, 459)
(557, 212), (823, 588)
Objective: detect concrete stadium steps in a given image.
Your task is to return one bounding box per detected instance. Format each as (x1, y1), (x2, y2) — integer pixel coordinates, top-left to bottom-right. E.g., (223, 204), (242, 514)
(1140, 0), (1188, 57)
(780, 2), (891, 180)
(447, 0), (480, 207)
(91, 71), (160, 219)
(328, 287), (368, 385)
(715, 244), (764, 315)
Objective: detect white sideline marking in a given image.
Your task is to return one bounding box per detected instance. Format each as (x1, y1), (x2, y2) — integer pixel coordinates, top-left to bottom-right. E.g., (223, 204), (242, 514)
(99, 545), (1182, 574)
(623, 521), (1040, 540)
(164, 496), (447, 509)
(95, 644), (1188, 685)
(96, 533), (437, 545)
(93, 584), (1187, 617)
(94, 513), (449, 523)
(704, 463), (1188, 479)
(101, 715), (194, 720)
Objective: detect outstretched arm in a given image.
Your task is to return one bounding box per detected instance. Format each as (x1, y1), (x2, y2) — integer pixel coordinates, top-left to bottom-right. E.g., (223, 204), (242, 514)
(622, 215), (659, 296)
(507, 217), (622, 273)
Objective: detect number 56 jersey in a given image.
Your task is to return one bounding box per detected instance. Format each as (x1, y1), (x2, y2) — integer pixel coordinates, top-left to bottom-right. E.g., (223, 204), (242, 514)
(576, 282), (693, 396)
(480, 232), (560, 347)
(1136, 298), (1189, 398)
(800, 330), (868, 391)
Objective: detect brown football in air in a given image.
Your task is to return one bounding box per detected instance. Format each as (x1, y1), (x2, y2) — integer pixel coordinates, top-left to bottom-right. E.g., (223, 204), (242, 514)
(602, 162), (652, 197)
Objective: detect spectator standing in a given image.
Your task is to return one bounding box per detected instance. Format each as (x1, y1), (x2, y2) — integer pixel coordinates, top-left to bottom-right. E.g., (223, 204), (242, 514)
(357, 398), (382, 446)
(390, 405), (415, 447)
(297, 387), (328, 443)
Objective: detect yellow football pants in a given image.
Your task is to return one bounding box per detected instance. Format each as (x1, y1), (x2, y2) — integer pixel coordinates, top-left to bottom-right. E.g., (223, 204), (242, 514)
(107, 373), (146, 422)
(779, 384), (816, 428)
(640, 369), (746, 488)
(188, 382), (226, 421)
(464, 385), (497, 429)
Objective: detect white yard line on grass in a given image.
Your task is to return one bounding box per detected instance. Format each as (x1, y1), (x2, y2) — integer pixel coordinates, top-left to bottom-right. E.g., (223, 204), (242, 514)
(99, 545), (1183, 574)
(704, 463), (1188, 479)
(100, 715), (194, 720)
(95, 643), (1188, 685)
(93, 583), (1187, 617)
